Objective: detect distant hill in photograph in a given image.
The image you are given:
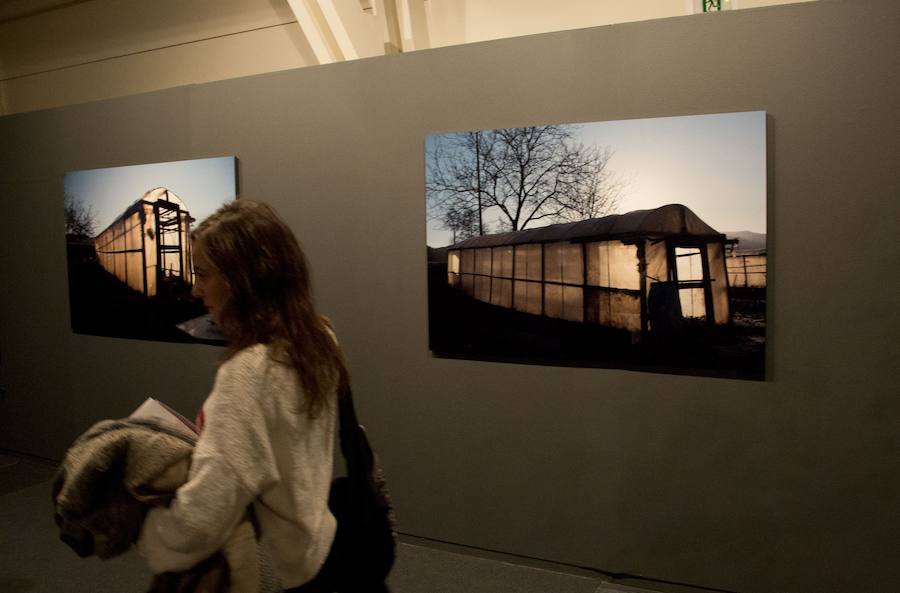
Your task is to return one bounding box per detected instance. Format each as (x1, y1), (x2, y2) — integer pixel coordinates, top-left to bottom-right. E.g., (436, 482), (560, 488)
(726, 231), (766, 252)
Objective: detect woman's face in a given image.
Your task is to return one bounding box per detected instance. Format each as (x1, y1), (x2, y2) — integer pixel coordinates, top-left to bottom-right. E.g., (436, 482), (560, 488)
(192, 242), (230, 326)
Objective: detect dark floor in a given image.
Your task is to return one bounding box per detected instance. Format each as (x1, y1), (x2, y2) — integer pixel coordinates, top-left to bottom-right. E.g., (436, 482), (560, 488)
(1, 450), (689, 593)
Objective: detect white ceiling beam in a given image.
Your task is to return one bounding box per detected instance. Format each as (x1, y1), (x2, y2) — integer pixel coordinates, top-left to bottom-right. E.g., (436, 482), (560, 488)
(317, 0), (360, 60)
(286, 0), (341, 64)
(405, 0), (431, 51)
(286, 0), (434, 63)
(382, 0), (403, 54)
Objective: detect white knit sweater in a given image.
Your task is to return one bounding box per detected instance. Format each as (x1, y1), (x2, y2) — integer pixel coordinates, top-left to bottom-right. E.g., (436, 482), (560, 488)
(139, 344), (337, 589)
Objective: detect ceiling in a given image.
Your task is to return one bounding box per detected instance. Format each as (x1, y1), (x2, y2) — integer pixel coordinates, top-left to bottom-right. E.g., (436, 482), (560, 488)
(0, 1), (817, 60)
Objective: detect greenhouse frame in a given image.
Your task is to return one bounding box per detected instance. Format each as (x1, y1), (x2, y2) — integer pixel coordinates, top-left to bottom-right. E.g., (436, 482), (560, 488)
(445, 204), (733, 338)
(726, 248), (767, 289)
(93, 187), (195, 297)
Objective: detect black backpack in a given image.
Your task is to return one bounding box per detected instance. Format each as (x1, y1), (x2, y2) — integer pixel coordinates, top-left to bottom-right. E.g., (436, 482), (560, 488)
(327, 383), (396, 591)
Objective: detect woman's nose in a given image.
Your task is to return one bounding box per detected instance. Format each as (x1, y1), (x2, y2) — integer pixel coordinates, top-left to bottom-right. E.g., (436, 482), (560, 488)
(192, 281), (202, 298)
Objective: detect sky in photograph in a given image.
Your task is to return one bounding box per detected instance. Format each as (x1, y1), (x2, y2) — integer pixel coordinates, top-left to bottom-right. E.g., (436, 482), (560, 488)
(64, 156), (237, 234)
(426, 110), (766, 247)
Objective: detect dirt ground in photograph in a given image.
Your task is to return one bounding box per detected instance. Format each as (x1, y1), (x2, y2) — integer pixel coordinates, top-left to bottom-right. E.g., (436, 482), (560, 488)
(66, 241), (211, 344)
(427, 263), (765, 380)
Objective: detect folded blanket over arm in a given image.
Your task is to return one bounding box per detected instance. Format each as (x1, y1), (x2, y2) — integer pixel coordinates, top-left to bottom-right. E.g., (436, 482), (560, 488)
(53, 418), (274, 593)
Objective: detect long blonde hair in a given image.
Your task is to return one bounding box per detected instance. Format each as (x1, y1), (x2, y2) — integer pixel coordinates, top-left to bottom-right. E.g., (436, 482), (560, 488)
(193, 200), (347, 417)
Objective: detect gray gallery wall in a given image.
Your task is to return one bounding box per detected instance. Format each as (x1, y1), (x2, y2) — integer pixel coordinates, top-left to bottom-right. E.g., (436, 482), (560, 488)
(1, 1), (898, 592)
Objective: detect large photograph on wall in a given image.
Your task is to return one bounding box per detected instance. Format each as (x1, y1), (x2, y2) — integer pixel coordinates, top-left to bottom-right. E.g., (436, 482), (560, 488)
(64, 156), (238, 344)
(426, 111), (767, 380)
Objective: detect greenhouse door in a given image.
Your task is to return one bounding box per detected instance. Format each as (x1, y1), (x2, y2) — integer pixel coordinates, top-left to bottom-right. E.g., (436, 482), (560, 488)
(672, 244), (715, 323)
(154, 200), (184, 297)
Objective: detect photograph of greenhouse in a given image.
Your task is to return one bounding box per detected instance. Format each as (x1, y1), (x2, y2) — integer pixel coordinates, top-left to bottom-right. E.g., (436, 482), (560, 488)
(64, 156), (237, 344)
(426, 111), (767, 380)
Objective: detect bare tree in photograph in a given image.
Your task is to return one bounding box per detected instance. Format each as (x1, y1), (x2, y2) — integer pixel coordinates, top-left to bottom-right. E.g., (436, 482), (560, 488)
(549, 143), (626, 223)
(64, 194), (97, 238)
(427, 124), (625, 240)
(442, 203), (482, 244)
(426, 130), (495, 240)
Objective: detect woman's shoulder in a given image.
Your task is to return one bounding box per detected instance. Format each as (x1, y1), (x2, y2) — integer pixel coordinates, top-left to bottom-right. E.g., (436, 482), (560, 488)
(222, 343), (303, 385)
(219, 343), (270, 374)
(216, 344), (295, 392)
(210, 344), (285, 410)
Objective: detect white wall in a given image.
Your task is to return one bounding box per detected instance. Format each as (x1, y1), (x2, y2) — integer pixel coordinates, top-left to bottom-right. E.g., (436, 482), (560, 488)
(1, 0), (818, 115)
(1, 2), (897, 593)
(0, 0), (314, 114)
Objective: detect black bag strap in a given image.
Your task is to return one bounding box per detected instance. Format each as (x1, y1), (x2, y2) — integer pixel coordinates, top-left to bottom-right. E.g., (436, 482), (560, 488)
(336, 382), (375, 481)
(336, 383), (392, 519)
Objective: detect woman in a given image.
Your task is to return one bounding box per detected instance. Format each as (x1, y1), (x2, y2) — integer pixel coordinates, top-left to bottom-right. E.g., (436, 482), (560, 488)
(139, 200), (346, 592)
